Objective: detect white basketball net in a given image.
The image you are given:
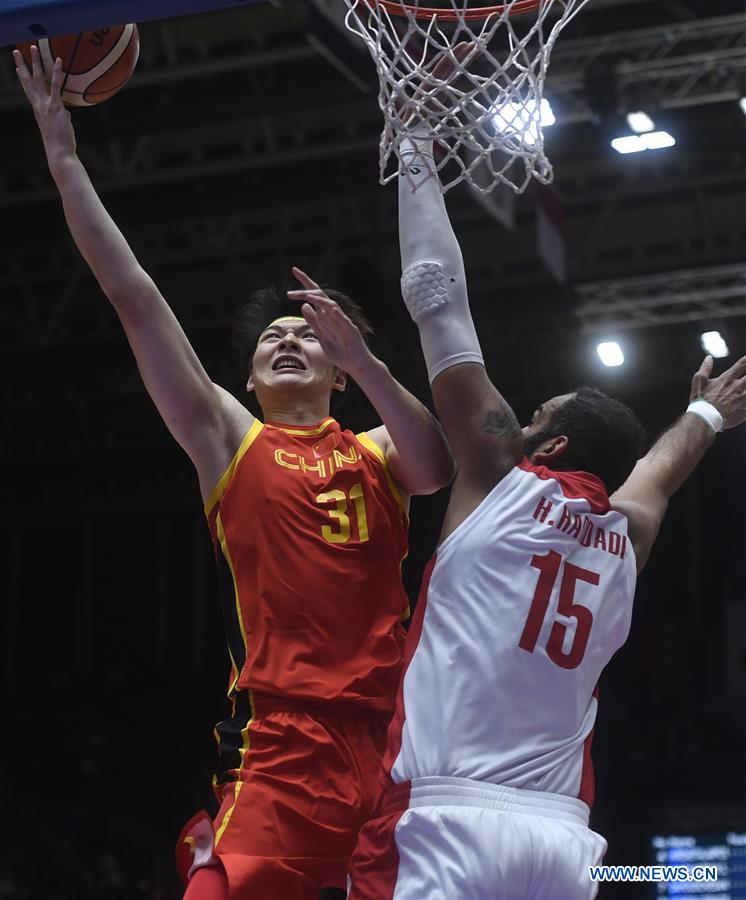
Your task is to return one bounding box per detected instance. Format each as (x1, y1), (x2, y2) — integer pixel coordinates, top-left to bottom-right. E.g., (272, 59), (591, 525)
(343, 0), (591, 194)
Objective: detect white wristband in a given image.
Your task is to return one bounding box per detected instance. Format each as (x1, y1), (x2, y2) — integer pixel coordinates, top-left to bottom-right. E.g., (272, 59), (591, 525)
(399, 135), (433, 157)
(686, 399), (724, 433)
(398, 136), (435, 182)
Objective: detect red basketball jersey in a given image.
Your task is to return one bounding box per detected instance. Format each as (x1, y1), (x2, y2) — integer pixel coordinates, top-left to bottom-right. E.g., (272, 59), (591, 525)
(205, 417), (410, 712)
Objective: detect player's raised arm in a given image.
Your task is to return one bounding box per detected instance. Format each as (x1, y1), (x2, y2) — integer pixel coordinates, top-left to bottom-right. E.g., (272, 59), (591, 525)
(611, 353), (746, 572)
(288, 268), (454, 496)
(396, 134), (523, 503)
(14, 48), (251, 497)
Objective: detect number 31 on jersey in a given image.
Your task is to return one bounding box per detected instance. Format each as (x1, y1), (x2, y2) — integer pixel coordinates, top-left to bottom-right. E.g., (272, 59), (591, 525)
(316, 483), (369, 545)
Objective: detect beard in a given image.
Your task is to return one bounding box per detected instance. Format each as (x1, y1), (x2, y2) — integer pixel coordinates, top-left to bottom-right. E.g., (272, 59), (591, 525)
(522, 429), (554, 460)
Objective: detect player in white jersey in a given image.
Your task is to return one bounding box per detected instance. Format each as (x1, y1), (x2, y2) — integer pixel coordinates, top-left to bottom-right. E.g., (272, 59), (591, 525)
(347, 125), (746, 898)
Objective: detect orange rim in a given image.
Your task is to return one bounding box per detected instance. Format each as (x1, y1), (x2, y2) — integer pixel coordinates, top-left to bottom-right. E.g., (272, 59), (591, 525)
(370, 0), (541, 20)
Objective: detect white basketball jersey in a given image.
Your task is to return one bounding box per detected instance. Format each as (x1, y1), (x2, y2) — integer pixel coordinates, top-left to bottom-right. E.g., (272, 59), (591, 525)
(385, 460), (637, 807)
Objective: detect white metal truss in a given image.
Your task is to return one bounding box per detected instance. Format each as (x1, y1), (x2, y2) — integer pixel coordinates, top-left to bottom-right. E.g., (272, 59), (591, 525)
(549, 14), (746, 120)
(575, 262), (746, 333)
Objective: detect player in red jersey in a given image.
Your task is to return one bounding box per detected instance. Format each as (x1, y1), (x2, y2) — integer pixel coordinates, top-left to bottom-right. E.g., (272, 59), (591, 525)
(15, 49), (455, 899)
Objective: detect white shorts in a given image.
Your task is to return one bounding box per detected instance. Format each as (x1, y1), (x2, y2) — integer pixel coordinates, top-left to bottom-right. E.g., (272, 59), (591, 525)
(348, 776), (607, 900)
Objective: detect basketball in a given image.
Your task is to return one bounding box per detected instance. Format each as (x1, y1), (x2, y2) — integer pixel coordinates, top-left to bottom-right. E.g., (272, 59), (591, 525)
(17, 25), (139, 107)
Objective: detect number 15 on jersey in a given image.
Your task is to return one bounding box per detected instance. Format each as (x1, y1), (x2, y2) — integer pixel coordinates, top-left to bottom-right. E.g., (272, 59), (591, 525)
(519, 550), (600, 670)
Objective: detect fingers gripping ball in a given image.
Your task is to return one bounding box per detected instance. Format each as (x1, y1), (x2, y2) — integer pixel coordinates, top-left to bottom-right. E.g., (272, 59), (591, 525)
(18, 25), (139, 107)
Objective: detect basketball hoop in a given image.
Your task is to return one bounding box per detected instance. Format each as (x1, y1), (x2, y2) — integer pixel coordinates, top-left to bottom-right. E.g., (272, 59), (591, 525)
(343, 0), (592, 194)
(374, 0), (542, 21)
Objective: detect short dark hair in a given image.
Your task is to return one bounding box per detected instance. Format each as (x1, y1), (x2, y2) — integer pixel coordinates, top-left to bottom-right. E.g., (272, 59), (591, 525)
(231, 284), (374, 413)
(532, 387), (646, 493)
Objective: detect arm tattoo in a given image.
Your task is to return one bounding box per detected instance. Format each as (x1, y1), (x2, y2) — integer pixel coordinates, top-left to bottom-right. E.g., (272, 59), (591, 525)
(483, 404), (521, 438)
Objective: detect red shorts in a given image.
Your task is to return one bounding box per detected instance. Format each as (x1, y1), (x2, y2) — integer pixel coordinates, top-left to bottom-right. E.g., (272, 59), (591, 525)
(179, 697), (390, 900)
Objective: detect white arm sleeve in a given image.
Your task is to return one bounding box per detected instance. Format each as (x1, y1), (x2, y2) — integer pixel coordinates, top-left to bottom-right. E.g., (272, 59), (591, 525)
(399, 137), (484, 384)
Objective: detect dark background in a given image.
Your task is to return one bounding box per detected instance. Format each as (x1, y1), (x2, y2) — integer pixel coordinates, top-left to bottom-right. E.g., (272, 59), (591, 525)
(1, 0), (745, 897)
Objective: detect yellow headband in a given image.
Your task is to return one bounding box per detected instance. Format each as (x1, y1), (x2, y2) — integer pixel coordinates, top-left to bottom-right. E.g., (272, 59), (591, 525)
(257, 316), (308, 347)
(267, 316), (306, 327)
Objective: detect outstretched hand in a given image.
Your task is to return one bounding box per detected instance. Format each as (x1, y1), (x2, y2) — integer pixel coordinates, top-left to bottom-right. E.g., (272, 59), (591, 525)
(690, 353), (746, 430)
(13, 46), (76, 162)
(403, 41), (478, 127)
(287, 267), (373, 378)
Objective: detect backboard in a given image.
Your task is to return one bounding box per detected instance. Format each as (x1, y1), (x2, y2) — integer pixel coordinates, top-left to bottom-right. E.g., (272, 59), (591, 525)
(0, 0), (263, 47)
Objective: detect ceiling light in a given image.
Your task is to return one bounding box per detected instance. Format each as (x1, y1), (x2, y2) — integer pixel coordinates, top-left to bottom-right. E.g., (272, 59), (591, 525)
(740, 97), (746, 117)
(626, 110), (655, 133)
(539, 98), (556, 127)
(644, 131), (676, 150)
(493, 98), (556, 147)
(611, 131), (675, 154)
(597, 342), (624, 367)
(700, 331), (729, 359)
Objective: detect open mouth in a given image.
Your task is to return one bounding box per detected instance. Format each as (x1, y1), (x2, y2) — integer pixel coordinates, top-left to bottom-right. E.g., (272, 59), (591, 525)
(272, 355), (306, 372)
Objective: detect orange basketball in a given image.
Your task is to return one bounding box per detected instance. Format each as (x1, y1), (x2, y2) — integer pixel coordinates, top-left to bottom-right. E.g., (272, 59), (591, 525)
(18, 24), (139, 107)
